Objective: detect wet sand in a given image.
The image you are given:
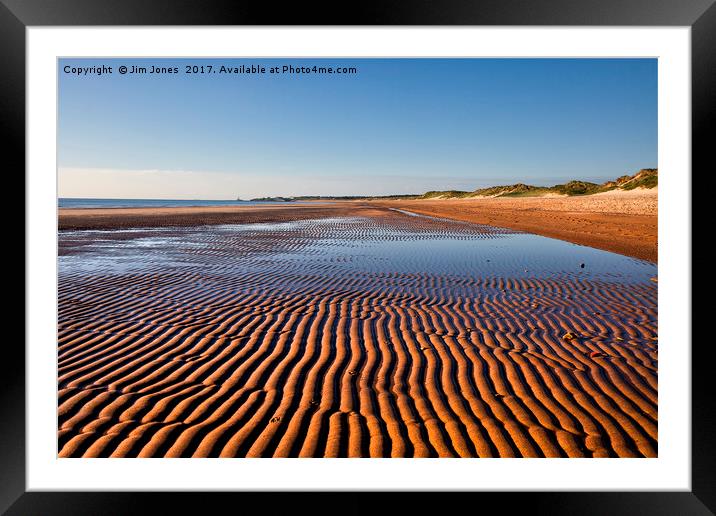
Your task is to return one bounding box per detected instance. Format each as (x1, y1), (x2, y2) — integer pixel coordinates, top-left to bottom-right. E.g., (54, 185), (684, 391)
(58, 206), (657, 458)
(369, 189), (657, 262)
(59, 203), (351, 231)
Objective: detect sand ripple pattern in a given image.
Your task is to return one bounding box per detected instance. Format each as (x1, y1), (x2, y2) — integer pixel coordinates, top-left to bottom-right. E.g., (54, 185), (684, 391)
(58, 212), (657, 457)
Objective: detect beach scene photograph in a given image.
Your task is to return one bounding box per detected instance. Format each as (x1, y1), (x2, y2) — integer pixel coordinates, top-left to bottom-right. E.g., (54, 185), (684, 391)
(58, 58), (657, 458)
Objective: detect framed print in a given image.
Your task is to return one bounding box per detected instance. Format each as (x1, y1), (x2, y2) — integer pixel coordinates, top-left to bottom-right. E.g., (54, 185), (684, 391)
(5, 0), (714, 514)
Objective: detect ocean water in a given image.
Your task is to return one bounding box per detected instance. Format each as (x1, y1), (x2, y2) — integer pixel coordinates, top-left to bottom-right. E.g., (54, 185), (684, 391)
(58, 198), (297, 209)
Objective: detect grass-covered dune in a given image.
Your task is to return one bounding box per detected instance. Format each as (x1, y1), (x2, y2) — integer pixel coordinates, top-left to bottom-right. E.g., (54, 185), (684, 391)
(424, 169), (657, 200)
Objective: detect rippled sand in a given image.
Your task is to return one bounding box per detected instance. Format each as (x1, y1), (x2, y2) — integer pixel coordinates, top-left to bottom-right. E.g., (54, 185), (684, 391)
(58, 209), (657, 458)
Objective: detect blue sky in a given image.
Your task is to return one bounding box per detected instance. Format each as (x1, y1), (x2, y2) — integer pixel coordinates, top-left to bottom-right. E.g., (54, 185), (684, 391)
(58, 58), (657, 199)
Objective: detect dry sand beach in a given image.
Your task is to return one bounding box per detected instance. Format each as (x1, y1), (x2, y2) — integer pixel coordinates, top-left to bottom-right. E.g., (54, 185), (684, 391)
(58, 198), (657, 458)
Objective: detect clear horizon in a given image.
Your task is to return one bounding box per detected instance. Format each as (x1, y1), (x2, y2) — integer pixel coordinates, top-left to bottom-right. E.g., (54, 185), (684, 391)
(58, 58), (657, 200)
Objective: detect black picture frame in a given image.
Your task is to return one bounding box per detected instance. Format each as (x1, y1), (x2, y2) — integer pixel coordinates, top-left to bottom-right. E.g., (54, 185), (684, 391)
(5, 1), (713, 514)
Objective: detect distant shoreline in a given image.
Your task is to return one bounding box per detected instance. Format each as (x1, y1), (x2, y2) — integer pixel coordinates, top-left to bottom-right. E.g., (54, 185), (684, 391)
(244, 168), (658, 203)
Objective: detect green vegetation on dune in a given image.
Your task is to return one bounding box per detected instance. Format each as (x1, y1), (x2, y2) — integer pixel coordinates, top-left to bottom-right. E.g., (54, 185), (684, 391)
(622, 174), (657, 190)
(475, 184), (537, 196)
(422, 190), (472, 199)
(420, 168), (657, 199)
(551, 180), (606, 196)
(619, 168), (658, 190)
(477, 184), (550, 197)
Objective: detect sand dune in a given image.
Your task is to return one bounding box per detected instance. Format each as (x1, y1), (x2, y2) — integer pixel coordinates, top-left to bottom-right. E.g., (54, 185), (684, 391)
(58, 209), (657, 458)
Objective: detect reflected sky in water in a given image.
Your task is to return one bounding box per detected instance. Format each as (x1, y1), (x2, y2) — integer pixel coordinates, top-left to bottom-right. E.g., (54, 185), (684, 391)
(59, 215), (657, 287)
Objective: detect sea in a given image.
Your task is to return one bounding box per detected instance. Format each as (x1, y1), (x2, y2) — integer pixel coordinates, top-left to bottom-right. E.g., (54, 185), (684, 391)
(58, 198), (296, 209)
